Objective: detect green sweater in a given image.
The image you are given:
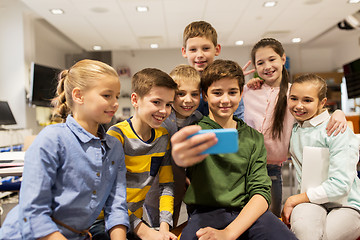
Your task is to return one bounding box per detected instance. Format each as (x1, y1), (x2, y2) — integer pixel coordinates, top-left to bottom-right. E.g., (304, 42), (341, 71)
(184, 116), (271, 208)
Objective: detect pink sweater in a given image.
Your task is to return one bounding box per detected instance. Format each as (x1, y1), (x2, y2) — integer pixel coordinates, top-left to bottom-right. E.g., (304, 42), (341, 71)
(243, 84), (294, 165)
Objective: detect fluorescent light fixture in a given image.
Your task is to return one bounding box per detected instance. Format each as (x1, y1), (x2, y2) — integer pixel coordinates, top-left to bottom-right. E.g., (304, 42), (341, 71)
(92, 45), (102, 51)
(235, 40), (244, 46)
(348, 0), (360, 3)
(136, 6), (149, 12)
(150, 43), (159, 49)
(263, 1), (277, 7)
(50, 8), (64, 15)
(292, 38), (301, 43)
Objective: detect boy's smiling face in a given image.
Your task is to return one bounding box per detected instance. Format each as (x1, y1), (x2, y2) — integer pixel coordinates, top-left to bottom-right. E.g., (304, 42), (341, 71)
(131, 86), (175, 130)
(204, 77), (242, 123)
(182, 37), (221, 73)
(173, 80), (201, 119)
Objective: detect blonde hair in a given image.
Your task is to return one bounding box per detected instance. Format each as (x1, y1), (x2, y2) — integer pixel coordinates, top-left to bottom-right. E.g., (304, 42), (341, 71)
(169, 65), (200, 87)
(183, 21), (218, 48)
(132, 68), (177, 98)
(51, 59), (118, 122)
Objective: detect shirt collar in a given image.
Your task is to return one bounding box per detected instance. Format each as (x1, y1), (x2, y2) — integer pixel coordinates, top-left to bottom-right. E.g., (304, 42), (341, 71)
(297, 109), (330, 128)
(66, 115), (113, 148)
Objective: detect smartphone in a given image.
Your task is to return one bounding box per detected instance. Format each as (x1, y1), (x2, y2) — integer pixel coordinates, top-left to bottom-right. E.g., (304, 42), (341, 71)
(190, 128), (238, 155)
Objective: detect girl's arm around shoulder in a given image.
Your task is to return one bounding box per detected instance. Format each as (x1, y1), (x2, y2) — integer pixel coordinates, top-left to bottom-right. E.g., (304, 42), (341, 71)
(326, 109), (347, 136)
(196, 194), (268, 240)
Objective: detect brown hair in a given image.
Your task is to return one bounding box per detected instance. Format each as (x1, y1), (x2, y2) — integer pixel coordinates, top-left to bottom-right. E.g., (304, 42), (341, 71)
(183, 21), (218, 48)
(292, 73), (327, 101)
(132, 68), (177, 98)
(201, 59), (244, 96)
(169, 64), (200, 87)
(51, 59), (118, 122)
(251, 38), (289, 140)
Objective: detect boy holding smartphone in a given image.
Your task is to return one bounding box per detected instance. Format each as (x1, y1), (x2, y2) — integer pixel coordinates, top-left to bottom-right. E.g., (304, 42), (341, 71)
(175, 60), (297, 240)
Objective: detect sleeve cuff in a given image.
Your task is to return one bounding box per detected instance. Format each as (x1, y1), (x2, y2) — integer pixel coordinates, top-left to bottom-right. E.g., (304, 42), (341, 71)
(307, 186), (329, 204)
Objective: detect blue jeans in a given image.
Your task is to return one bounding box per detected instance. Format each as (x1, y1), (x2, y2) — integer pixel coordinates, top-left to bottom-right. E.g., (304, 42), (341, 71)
(267, 164), (282, 217)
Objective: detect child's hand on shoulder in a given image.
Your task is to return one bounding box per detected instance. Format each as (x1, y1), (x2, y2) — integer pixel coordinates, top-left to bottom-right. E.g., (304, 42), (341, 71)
(196, 227), (234, 240)
(326, 109), (347, 136)
(247, 77), (263, 90)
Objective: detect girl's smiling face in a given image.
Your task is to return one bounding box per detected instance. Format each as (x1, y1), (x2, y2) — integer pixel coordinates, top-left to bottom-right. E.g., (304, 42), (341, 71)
(254, 46), (286, 87)
(288, 82), (327, 124)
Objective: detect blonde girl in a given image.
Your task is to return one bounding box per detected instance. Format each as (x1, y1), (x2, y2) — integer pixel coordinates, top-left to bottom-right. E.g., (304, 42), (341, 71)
(0, 59), (129, 240)
(282, 73), (360, 240)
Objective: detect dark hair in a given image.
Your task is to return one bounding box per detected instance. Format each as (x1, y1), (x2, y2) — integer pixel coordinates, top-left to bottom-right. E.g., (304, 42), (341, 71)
(292, 73), (327, 101)
(51, 59), (118, 122)
(251, 38), (289, 140)
(132, 68), (177, 97)
(183, 21), (217, 48)
(201, 59), (244, 96)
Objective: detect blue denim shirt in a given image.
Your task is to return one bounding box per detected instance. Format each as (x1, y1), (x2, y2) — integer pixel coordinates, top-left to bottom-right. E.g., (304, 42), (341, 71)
(0, 116), (129, 240)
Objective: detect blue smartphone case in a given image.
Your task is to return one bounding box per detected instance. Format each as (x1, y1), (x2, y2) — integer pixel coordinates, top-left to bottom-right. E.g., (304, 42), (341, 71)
(190, 128), (239, 155)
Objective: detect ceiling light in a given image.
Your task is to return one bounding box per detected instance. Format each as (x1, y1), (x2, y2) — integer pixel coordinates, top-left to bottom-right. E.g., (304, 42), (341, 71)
(50, 9), (64, 15)
(92, 45), (102, 51)
(136, 6), (149, 12)
(292, 38), (302, 43)
(263, 1), (277, 7)
(150, 43), (159, 49)
(235, 40), (244, 46)
(348, 0), (360, 3)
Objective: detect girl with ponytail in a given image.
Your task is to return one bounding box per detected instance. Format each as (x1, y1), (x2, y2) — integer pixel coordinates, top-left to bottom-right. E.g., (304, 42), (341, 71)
(0, 59), (129, 240)
(242, 38), (347, 217)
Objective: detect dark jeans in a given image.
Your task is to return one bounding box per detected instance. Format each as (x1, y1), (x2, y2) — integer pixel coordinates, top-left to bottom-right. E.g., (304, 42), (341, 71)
(89, 219), (110, 240)
(267, 164), (283, 217)
(181, 206), (297, 240)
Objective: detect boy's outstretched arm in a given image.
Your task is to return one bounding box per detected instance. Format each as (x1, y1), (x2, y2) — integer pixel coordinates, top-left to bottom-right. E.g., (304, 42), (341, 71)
(171, 125), (217, 167)
(196, 194), (268, 240)
(326, 109), (347, 136)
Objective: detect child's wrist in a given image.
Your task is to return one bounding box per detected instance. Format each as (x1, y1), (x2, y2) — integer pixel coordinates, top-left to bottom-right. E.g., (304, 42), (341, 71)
(159, 221), (170, 232)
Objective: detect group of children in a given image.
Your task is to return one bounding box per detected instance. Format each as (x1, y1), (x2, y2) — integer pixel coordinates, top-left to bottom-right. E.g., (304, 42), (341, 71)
(0, 20), (359, 240)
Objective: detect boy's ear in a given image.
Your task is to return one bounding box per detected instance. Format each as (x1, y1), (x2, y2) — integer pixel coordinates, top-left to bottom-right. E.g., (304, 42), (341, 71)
(181, 47), (188, 58)
(72, 87), (84, 105)
(215, 44), (221, 56)
(202, 91), (208, 102)
(131, 92), (139, 108)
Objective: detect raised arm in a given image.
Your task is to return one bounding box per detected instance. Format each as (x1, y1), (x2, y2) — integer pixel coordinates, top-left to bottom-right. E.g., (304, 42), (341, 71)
(242, 60), (255, 76)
